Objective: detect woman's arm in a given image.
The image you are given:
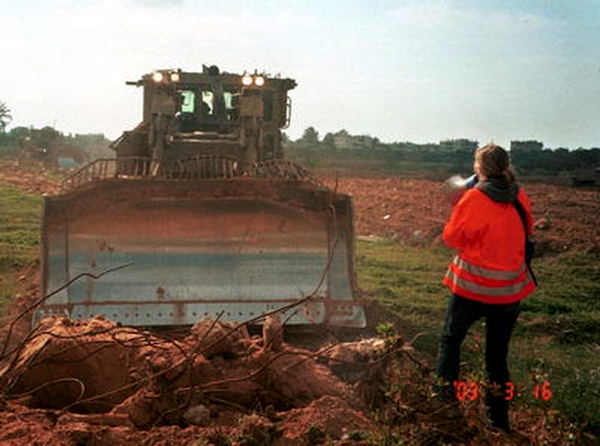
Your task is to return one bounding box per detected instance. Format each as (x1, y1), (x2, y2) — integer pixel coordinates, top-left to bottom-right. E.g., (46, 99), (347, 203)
(443, 190), (482, 251)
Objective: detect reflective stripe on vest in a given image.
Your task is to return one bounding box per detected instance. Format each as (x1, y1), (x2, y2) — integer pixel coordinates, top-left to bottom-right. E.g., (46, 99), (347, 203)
(452, 256), (525, 281)
(445, 269), (533, 297)
(446, 255), (532, 298)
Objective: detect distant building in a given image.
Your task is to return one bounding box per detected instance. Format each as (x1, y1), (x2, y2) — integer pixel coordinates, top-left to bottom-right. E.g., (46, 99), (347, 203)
(439, 139), (478, 152)
(332, 132), (377, 150)
(73, 133), (107, 144)
(510, 140), (544, 152)
(332, 132), (355, 150)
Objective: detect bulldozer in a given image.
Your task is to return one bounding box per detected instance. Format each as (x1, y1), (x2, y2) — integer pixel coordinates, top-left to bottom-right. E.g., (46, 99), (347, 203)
(35, 65), (366, 328)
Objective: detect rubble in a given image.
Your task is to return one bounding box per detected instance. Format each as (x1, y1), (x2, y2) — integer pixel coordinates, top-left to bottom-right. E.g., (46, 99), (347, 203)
(0, 316), (394, 445)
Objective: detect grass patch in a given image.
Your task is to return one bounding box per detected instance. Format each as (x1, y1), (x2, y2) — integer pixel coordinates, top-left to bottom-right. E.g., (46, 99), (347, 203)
(518, 252), (600, 344)
(356, 239), (600, 436)
(356, 239), (450, 357)
(0, 185), (40, 317)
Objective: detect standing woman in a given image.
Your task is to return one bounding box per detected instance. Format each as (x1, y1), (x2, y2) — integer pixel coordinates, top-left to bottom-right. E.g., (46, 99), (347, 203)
(436, 143), (536, 432)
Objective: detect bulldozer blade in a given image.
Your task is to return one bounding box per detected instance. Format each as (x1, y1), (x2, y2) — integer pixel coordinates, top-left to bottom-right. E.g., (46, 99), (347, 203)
(37, 180), (366, 328)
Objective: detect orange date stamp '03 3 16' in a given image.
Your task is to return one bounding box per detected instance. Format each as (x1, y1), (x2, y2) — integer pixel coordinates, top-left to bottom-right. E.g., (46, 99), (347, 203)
(452, 380), (553, 402)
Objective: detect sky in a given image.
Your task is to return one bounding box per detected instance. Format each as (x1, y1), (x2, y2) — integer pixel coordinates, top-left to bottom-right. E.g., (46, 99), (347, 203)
(0, 0), (598, 149)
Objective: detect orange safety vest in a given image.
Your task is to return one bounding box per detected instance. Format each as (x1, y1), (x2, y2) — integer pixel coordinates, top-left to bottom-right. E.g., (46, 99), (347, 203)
(442, 188), (536, 304)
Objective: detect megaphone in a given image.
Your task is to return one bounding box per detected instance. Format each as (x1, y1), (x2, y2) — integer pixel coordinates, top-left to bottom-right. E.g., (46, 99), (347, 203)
(444, 174), (478, 205)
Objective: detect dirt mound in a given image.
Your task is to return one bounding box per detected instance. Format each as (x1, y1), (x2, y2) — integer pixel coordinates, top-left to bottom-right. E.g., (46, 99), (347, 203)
(1, 316), (357, 412)
(281, 395), (376, 441)
(0, 161), (61, 195)
(0, 316), (394, 445)
(0, 405), (71, 446)
(1, 317), (156, 412)
(325, 177), (448, 245)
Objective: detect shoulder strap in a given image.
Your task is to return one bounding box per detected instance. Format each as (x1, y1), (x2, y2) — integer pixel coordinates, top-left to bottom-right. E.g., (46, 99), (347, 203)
(512, 199), (538, 286)
(512, 199), (529, 236)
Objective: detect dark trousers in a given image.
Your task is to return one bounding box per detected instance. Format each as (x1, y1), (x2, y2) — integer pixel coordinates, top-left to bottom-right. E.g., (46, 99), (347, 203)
(435, 294), (520, 419)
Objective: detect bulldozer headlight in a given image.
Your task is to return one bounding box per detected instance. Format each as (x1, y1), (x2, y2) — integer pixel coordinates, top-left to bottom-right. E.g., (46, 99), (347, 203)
(254, 75), (265, 86)
(170, 72), (180, 82)
(242, 74), (253, 86)
(152, 72), (164, 83)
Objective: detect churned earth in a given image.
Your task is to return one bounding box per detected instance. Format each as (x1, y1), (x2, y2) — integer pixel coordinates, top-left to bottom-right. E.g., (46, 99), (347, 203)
(323, 176), (600, 254)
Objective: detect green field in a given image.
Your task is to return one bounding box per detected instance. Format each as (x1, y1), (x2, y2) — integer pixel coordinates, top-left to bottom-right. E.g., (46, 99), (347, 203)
(357, 238), (600, 437)
(0, 185), (40, 317)
(1, 183), (599, 438)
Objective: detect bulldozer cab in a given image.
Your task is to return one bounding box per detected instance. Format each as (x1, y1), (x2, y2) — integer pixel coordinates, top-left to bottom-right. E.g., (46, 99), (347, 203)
(154, 76), (234, 132)
(174, 80), (238, 132)
(114, 65), (295, 171)
(36, 66), (367, 329)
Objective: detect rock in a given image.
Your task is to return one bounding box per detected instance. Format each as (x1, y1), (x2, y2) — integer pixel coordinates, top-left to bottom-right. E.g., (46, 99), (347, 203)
(57, 412), (131, 427)
(56, 422), (93, 444)
(534, 217), (550, 230)
(324, 338), (388, 364)
(183, 404), (211, 426)
(263, 314), (284, 352)
(238, 414), (280, 445)
(356, 235), (385, 242)
(410, 229), (428, 246)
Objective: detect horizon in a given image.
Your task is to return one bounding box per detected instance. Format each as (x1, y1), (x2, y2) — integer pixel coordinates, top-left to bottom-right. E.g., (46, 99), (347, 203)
(4, 124), (598, 152)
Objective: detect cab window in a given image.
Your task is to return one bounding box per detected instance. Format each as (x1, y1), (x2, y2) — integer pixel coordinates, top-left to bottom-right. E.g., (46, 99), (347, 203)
(180, 90), (195, 113)
(201, 91), (214, 116)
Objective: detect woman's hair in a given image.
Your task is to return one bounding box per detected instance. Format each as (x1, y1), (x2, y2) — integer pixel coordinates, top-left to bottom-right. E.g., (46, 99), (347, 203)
(475, 143), (516, 184)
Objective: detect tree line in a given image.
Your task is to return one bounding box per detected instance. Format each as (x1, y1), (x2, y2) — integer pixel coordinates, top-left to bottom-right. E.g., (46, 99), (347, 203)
(0, 101), (111, 164)
(1, 99), (598, 177)
(285, 127), (600, 177)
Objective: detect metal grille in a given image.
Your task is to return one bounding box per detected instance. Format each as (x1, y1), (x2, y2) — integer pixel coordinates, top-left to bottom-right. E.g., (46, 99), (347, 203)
(60, 157), (320, 192)
(163, 155), (241, 179)
(61, 158), (117, 191)
(61, 157), (159, 191)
